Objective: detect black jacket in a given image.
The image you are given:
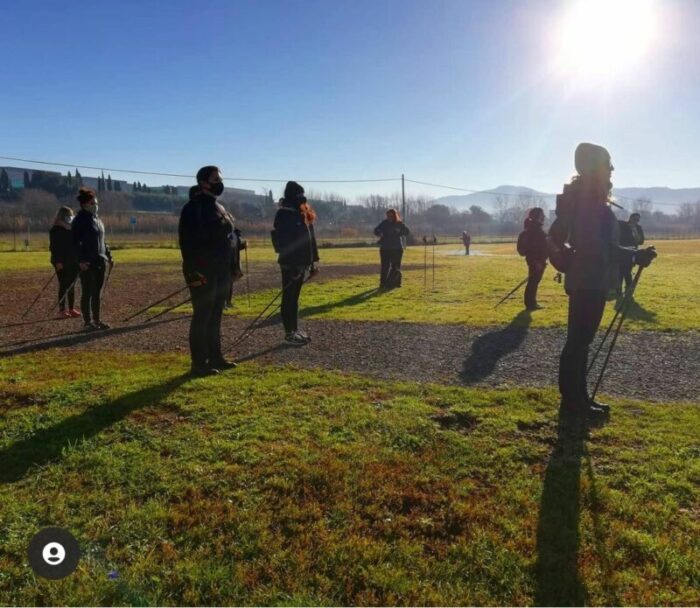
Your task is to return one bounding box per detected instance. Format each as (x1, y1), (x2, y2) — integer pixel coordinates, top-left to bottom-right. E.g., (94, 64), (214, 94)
(619, 221), (645, 248)
(49, 224), (78, 266)
(374, 220), (410, 250)
(179, 193), (235, 277)
(273, 205), (319, 268)
(72, 210), (112, 265)
(518, 219), (548, 265)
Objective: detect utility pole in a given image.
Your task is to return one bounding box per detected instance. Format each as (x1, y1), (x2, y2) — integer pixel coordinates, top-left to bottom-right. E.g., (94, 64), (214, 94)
(401, 173), (406, 220)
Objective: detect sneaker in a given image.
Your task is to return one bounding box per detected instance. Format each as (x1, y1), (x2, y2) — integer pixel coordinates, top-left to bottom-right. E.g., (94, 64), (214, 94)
(296, 329), (311, 343)
(58, 310), (71, 319)
(83, 322), (97, 332)
(209, 358), (237, 370)
(189, 366), (220, 378)
(94, 321), (111, 330)
(587, 398), (611, 414)
(284, 331), (308, 346)
(69, 309), (81, 318)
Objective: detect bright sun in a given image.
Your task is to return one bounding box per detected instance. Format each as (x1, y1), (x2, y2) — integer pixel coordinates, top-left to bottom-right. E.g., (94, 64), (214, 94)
(554, 0), (657, 81)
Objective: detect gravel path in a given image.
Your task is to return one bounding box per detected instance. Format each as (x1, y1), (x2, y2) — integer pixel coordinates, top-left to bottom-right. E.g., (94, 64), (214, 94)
(2, 307), (697, 403)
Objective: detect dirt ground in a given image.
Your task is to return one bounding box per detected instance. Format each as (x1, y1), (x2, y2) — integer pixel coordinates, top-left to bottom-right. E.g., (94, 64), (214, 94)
(1, 265), (698, 403)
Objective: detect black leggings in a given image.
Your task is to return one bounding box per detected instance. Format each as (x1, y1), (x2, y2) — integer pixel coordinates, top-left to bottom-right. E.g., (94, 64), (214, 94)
(379, 249), (403, 286)
(80, 262), (105, 324)
(524, 260), (545, 309)
(559, 290), (607, 403)
(57, 265), (79, 310)
(280, 266), (305, 333)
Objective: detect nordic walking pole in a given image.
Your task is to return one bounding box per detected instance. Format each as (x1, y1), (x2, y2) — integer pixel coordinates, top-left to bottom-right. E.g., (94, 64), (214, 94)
(100, 262), (114, 302)
(494, 276), (529, 309)
(244, 247), (251, 309)
(587, 268), (642, 375)
(422, 236), (428, 292)
(145, 295), (192, 323)
(589, 280), (639, 402)
(22, 271), (56, 318)
(122, 284), (190, 322)
(432, 235), (436, 290)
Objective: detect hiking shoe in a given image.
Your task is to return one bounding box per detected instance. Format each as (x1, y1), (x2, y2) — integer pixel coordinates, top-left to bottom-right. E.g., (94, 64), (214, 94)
(83, 322), (97, 332)
(296, 329), (311, 343)
(189, 366), (220, 378)
(209, 358), (237, 370)
(94, 322), (111, 330)
(58, 310), (71, 318)
(526, 304), (544, 311)
(587, 399), (611, 414)
(284, 331), (308, 346)
(69, 308), (81, 318)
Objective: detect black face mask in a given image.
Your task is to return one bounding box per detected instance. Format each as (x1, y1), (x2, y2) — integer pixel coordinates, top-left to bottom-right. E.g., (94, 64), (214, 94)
(206, 181), (224, 197)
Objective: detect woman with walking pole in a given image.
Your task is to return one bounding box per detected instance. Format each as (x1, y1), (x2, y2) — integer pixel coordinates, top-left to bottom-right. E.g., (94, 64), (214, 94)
(49, 206), (81, 318)
(374, 208), (410, 289)
(271, 181), (319, 346)
(548, 143), (656, 420)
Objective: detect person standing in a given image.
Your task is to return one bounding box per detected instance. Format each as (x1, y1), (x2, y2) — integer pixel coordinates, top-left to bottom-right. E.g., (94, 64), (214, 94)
(72, 188), (113, 330)
(179, 166), (238, 376)
(548, 143), (656, 418)
(617, 212), (645, 295)
(517, 207), (548, 310)
(461, 230), (471, 255)
(374, 208), (410, 288)
(272, 181), (319, 345)
(49, 206), (81, 318)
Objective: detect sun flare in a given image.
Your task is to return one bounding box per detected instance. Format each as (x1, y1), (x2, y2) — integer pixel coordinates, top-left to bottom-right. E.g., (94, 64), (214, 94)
(554, 0), (657, 81)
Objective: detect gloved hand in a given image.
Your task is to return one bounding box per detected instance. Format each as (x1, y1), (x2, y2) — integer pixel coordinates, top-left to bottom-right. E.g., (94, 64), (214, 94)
(635, 246), (657, 268)
(79, 262), (90, 272)
(309, 264), (320, 278)
(55, 262), (64, 271)
(187, 271), (207, 287)
(239, 239), (247, 250)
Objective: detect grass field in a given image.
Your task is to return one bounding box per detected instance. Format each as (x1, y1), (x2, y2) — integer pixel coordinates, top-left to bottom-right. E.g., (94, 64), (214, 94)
(1, 241), (698, 606)
(0, 352), (698, 605)
(2, 240), (699, 331)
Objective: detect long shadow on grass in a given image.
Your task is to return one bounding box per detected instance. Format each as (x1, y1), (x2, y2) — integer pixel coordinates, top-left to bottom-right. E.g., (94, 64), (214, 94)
(460, 309), (532, 383)
(0, 374), (189, 484)
(621, 298), (657, 324)
(255, 288), (383, 329)
(535, 407), (587, 606)
(0, 317), (187, 358)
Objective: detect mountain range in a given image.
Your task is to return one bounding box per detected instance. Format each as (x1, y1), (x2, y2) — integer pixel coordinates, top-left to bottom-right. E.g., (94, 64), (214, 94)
(432, 185), (700, 212)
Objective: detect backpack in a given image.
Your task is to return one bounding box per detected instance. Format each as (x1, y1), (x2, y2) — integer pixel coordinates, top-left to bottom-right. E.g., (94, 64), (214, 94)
(547, 188), (576, 273)
(516, 230), (530, 257)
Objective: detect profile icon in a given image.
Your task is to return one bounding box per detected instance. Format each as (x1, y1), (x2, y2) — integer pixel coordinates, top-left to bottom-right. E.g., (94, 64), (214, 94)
(28, 528), (80, 580)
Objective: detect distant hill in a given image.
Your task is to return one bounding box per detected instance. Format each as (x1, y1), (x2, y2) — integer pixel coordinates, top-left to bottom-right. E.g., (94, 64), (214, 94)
(432, 185), (700, 212)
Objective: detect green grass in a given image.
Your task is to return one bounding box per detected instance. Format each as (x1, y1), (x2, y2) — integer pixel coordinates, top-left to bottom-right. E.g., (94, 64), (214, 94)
(4, 240), (699, 331)
(0, 351), (698, 605)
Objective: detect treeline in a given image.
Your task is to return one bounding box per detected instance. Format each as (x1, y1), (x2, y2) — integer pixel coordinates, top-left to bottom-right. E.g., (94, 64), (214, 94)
(1, 170), (699, 240)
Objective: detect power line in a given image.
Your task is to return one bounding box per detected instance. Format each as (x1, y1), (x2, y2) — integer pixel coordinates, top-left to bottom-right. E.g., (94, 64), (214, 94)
(0, 154), (685, 207)
(0, 156), (400, 184)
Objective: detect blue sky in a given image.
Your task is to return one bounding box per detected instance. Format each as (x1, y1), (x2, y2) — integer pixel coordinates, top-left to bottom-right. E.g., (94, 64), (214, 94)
(2, 0), (699, 200)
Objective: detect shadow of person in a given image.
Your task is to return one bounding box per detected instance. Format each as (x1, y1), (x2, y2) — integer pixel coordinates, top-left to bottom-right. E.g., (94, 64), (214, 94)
(0, 317), (186, 359)
(535, 405), (588, 606)
(255, 288), (383, 330)
(620, 298), (658, 324)
(0, 374), (189, 484)
(460, 309), (532, 384)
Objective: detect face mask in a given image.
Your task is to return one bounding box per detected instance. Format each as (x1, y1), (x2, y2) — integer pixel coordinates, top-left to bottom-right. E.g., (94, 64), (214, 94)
(207, 182), (224, 197)
(64, 216), (73, 224)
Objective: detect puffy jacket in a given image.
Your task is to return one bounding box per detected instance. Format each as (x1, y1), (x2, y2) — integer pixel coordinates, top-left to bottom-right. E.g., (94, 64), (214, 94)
(273, 204), (319, 268)
(517, 219), (548, 265)
(49, 224), (78, 266)
(72, 209), (112, 265)
(179, 192), (235, 277)
(374, 220), (410, 250)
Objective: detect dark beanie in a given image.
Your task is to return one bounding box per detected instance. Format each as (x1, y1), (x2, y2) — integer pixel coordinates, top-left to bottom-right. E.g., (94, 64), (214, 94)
(284, 181), (304, 199)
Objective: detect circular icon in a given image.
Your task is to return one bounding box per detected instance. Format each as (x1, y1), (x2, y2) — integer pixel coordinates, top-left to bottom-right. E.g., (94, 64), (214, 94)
(42, 542), (66, 565)
(28, 528), (80, 580)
